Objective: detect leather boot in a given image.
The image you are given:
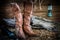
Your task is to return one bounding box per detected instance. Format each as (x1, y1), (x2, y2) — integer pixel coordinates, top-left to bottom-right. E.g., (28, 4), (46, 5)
(10, 3), (26, 39)
(23, 3), (38, 36)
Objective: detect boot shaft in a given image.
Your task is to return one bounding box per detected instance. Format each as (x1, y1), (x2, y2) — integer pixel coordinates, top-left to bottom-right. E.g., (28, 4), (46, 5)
(23, 3), (32, 26)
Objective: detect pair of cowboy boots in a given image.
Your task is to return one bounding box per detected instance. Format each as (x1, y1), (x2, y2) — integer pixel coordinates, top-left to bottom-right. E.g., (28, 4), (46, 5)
(10, 3), (37, 39)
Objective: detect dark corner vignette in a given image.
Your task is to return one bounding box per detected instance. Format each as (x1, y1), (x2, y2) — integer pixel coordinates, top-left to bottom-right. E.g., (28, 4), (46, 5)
(0, 0), (60, 40)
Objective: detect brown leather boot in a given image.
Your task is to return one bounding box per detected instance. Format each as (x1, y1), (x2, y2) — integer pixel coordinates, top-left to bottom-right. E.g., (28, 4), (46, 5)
(10, 3), (26, 39)
(15, 13), (26, 39)
(23, 3), (38, 36)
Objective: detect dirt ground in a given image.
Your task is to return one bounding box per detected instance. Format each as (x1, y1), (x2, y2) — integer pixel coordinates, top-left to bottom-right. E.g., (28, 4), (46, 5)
(27, 29), (57, 40)
(0, 28), (59, 40)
